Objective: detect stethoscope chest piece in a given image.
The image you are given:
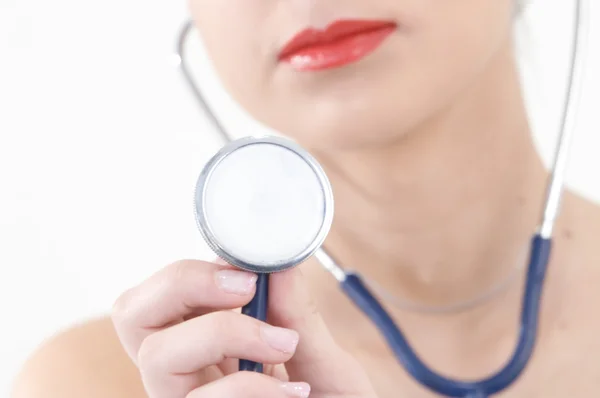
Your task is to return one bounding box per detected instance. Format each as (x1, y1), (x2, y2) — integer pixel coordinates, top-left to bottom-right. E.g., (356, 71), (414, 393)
(194, 135), (334, 273)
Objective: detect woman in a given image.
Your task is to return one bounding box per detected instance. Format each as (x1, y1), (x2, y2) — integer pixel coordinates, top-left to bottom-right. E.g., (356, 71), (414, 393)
(12, 0), (600, 397)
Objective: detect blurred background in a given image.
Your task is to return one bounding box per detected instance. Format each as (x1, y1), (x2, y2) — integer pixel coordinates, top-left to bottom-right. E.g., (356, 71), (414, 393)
(0, 0), (598, 395)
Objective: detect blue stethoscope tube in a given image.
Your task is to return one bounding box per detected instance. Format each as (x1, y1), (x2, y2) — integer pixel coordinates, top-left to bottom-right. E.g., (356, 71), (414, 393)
(331, 236), (551, 397)
(239, 273), (270, 373)
(179, 0), (589, 395)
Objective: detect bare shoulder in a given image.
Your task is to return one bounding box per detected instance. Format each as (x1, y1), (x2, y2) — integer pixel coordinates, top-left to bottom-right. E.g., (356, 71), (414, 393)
(11, 317), (146, 398)
(562, 192), (600, 272)
(539, 193), (600, 391)
(550, 192), (600, 335)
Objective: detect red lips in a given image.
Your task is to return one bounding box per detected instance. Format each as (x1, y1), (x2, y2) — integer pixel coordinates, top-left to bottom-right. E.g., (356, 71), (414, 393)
(278, 19), (397, 72)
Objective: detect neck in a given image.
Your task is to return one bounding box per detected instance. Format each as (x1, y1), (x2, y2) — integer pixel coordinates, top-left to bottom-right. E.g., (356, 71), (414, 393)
(313, 43), (548, 308)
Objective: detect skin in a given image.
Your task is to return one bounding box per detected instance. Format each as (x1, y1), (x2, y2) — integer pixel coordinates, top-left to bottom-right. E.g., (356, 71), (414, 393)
(11, 0), (600, 397)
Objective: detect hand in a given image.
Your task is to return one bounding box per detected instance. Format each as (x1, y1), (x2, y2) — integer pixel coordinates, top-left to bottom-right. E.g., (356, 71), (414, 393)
(111, 259), (377, 398)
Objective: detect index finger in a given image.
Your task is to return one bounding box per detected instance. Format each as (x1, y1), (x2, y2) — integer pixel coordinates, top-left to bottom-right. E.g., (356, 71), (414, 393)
(111, 259), (257, 361)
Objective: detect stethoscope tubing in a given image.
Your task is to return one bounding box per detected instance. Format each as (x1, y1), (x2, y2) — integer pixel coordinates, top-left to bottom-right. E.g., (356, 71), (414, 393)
(336, 235), (551, 397)
(239, 273), (270, 372)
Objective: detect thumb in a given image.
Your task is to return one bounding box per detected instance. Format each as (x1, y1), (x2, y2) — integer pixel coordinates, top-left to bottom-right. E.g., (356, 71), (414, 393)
(268, 267), (375, 396)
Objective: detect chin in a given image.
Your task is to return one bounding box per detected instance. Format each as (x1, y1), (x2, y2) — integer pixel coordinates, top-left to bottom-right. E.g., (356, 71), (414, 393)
(247, 82), (432, 152)
(282, 113), (409, 152)
(275, 81), (424, 151)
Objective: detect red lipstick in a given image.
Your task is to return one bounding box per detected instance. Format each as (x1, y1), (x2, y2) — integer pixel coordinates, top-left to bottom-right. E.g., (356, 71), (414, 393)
(278, 19), (396, 72)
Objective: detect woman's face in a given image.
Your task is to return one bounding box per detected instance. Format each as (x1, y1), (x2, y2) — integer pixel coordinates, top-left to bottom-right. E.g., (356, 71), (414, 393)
(189, 0), (516, 150)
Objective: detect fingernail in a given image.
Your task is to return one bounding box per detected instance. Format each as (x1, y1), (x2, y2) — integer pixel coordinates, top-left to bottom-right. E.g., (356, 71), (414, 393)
(215, 270), (257, 295)
(260, 325), (299, 353)
(280, 382), (311, 397)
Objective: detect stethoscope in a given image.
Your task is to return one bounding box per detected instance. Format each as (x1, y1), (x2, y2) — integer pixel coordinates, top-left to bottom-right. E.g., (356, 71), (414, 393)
(176, 1), (589, 396)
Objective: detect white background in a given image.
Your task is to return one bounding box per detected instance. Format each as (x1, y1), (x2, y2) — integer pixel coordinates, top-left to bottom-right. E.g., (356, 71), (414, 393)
(0, 0), (598, 396)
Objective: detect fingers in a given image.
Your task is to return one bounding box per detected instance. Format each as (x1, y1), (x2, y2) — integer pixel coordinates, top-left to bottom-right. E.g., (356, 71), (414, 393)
(268, 268), (375, 395)
(112, 259), (257, 362)
(138, 311), (299, 398)
(187, 372), (310, 398)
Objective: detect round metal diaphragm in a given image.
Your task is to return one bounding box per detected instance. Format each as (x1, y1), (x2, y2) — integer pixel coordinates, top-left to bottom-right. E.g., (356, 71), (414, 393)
(194, 136), (334, 273)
